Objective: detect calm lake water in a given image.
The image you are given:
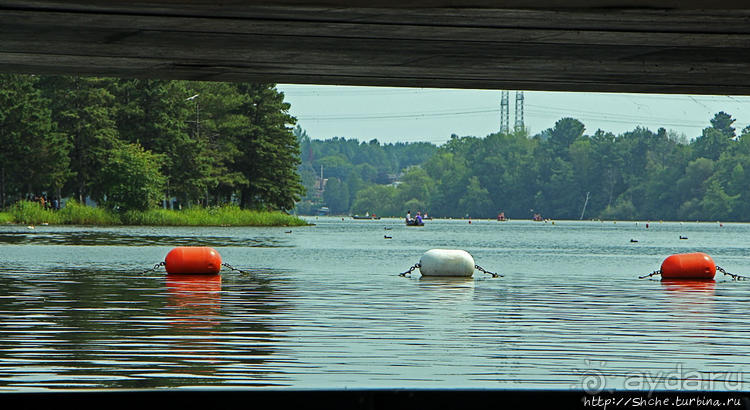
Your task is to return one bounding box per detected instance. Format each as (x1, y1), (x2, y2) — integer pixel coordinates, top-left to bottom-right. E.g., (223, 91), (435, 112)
(1, 217), (750, 392)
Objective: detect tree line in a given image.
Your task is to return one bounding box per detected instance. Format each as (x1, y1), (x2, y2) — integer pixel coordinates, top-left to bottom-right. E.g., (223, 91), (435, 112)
(0, 74), (303, 212)
(299, 111), (750, 222)
(293, 127), (438, 215)
(4, 73), (745, 222)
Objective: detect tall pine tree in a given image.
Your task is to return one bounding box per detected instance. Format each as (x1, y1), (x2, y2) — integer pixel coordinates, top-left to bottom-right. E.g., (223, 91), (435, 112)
(0, 74), (67, 207)
(233, 83), (304, 210)
(38, 75), (117, 203)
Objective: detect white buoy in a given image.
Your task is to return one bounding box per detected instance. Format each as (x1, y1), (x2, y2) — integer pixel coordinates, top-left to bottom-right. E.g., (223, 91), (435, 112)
(419, 249), (475, 277)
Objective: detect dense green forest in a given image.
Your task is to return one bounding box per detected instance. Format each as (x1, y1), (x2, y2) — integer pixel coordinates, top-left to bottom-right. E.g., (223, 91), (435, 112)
(0, 74), (303, 213)
(294, 126), (438, 215)
(297, 112), (750, 222)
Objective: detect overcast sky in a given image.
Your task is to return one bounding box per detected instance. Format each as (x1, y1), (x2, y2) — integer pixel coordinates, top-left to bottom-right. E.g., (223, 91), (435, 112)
(277, 84), (750, 146)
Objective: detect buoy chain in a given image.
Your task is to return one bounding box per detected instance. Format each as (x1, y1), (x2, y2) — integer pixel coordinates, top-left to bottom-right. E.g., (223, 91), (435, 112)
(140, 261), (165, 275)
(221, 262), (253, 275)
(716, 265), (750, 281)
(638, 270), (661, 279)
(475, 264), (502, 278)
(399, 263), (421, 277)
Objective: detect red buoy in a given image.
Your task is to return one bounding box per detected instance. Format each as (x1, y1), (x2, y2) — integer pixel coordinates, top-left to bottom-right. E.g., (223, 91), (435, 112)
(660, 252), (716, 280)
(165, 247), (222, 275)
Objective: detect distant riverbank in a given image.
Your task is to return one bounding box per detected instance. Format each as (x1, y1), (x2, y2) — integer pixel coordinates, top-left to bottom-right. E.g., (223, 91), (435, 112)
(0, 201), (309, 227)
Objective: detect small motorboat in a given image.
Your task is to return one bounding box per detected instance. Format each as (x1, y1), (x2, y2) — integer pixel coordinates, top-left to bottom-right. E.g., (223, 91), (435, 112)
(406, 219), (424, 227)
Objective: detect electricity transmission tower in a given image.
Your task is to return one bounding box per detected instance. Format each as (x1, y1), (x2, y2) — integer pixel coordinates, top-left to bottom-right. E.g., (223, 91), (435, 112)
(500, 90), (509, 134)
(501, 90), (524, 133)
(514, 91), (524, 131)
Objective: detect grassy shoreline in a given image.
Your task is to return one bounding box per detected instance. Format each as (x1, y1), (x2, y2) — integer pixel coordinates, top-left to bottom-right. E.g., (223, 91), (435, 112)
(0, 201), (309, 227)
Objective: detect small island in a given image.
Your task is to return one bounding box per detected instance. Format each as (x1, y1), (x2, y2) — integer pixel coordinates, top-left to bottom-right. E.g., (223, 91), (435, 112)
(0, 200), (308, 227)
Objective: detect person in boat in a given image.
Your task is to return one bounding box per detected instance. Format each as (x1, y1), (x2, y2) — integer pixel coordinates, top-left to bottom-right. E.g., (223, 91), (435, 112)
(415, 212), (423, 225)
(406, 210), (412, 223)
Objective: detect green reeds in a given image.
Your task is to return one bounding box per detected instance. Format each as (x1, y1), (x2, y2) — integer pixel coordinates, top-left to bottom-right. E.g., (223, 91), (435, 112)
(3, 200), (307, 227)
(8, 200), (63, 225)
(120, 205), (307, 226)
(0, 212), (13, 224)
(57, 200), (121, 225)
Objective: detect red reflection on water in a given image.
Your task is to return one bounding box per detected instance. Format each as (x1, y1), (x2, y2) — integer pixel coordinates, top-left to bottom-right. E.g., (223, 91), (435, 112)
(165, 274), (222, 374)
(660, 279), (716, 332)
(661, 279), (716, 294)
(166, 274), (222, 329)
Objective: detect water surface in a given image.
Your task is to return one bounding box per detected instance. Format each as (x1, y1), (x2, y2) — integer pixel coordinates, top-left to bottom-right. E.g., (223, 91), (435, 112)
(1, 218), (749, 392)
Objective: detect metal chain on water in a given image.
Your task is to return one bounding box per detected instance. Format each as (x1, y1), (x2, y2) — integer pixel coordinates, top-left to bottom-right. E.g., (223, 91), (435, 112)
(221, 262), (254, 275)
(475, 264), (502, 278)
(139, 261), (165, 275)
(399, 263), (421, 277)
(638, 269), (661, 279)
(139, 261), (254, 275)
(716, 265), (750, 281)
(399, 263), (502, 277)
(638, 266), (750, 280)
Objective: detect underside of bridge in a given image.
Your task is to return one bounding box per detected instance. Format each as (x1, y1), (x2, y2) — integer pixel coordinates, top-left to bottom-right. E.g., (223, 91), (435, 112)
(2, 1), (750, 95)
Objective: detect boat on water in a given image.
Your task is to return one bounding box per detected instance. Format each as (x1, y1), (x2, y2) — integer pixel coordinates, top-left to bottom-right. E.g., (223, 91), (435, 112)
(406, 219), (424, 226)
(352, 215), (381, 220)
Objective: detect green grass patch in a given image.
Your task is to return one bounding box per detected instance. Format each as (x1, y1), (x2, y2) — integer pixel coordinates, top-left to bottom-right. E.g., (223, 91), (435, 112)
(121, 205), (308, 226)
(8, 200), (63, 225)
(0, 211), (13, 224)
(57, 200), (121, 225)
(3, 201), (308, 227)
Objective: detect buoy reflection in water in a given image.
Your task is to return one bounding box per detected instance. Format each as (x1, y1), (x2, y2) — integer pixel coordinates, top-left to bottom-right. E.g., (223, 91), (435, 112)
(166, 274), (222, 329)
(660, 279), (716, 336)
(416, 276), (476, 304)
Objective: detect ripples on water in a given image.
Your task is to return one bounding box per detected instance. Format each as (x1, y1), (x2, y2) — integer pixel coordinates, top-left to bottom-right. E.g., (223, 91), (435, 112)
(1, 219), (749, 392)
(0, 227), (289, 247)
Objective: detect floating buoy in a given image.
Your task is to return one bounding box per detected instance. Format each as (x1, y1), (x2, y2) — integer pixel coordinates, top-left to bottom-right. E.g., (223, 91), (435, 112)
(419, 249), (475, 277)
(660, 252), (715, 280)
(165, 246), (222, 275)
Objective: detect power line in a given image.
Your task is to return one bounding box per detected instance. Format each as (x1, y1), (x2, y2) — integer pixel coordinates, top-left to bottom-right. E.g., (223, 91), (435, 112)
(524, 103), (717, 128)
(295, 103), (712, 128)
(292, 100), (750, 134)
(296, 108), (500, 121)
